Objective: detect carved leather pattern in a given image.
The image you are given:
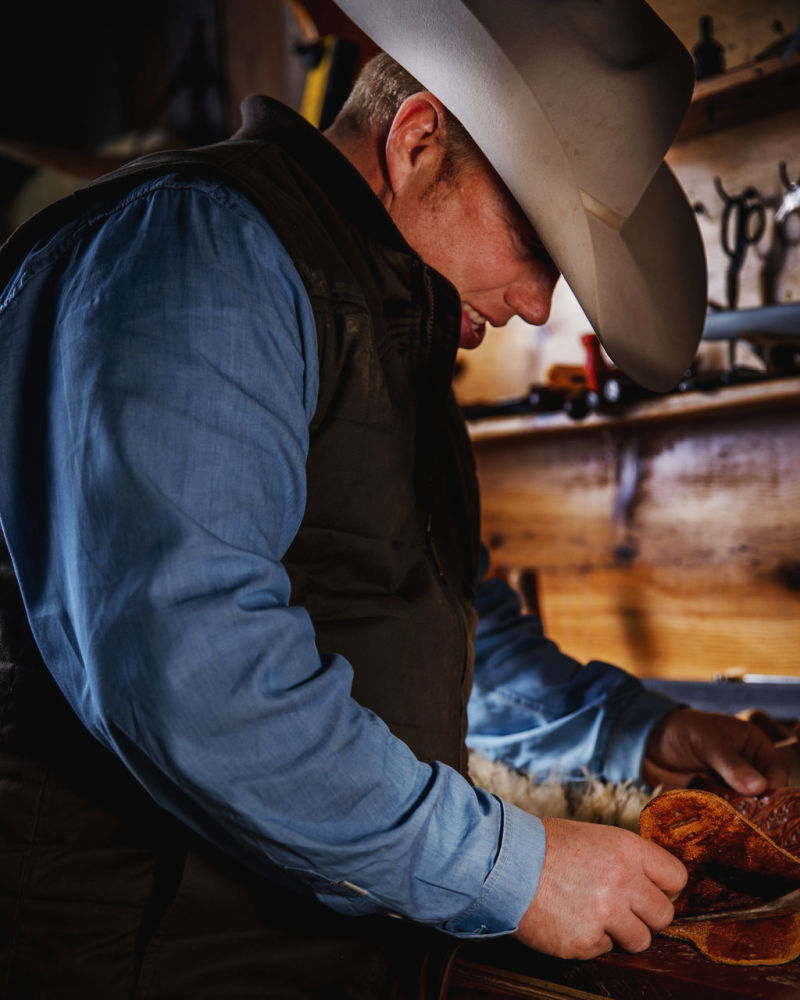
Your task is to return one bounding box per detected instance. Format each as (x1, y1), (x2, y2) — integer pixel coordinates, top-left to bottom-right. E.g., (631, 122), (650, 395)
(718, 788), (800, 856)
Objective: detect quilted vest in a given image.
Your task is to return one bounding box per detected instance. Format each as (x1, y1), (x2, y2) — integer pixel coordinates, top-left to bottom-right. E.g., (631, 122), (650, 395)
(0, 97), (480, 778)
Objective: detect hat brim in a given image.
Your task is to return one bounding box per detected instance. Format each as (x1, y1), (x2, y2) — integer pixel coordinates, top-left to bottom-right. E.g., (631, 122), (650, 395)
(559, 162), (708, 392)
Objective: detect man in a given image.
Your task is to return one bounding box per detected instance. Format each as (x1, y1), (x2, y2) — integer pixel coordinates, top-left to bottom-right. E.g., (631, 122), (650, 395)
(0, 5), (786, 999)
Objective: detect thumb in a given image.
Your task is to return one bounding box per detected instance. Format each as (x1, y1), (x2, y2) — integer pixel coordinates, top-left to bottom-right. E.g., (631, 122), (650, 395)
(706, 749), (768, 794)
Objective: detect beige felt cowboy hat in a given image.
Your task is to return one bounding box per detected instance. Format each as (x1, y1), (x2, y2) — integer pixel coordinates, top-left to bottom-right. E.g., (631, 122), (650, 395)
(333, 0), (707, 392)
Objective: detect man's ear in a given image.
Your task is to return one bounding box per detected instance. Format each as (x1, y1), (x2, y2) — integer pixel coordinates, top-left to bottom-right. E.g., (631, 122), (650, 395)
(384, 93), (448, 198)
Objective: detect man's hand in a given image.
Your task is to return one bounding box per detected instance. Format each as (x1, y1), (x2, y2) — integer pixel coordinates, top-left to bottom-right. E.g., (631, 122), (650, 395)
(642, 708), (788, 794)
(513, 818), (686, 959)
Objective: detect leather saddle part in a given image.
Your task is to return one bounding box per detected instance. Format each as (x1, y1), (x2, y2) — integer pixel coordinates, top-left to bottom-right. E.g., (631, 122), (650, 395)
(719, 785), (800, 853)
(639, 787), (800, 965)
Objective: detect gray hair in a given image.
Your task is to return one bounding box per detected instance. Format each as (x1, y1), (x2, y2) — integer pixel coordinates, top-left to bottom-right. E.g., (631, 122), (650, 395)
(333, 53), (480, 177)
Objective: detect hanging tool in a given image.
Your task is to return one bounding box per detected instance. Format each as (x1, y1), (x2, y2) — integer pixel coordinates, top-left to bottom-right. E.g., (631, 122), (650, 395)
(692, 14), (725, 80)
(715, 176), (766, 310)
(283, 0), (359, 131)
(714, 177), (767, 374)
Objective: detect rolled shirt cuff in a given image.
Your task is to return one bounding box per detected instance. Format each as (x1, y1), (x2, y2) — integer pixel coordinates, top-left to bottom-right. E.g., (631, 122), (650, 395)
(440, 798), (546, 938)
(602, 687), (682, 786)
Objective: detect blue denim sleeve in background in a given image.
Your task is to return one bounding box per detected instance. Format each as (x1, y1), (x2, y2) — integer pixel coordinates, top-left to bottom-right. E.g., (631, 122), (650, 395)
(0, 177), (546, 938)
(469, 546), (678, 784)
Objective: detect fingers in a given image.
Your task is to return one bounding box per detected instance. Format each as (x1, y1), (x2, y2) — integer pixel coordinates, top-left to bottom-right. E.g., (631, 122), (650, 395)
(751, 734), (789, 789)
(577, 932), (615, 961)
(641, 839), (688, 897)
(646, 709), (790, 795)
(711, 751), (768, 794)
(607, 852), (678, 954)
(706, 725), (789, 794)
(556, 930), (614, 962)
(631, 879), (676, 935)
(609, 914), (652, 954)
(765, 758), (790, 789)
(573, 875), (675, 956)
(609, 886), (671, 954)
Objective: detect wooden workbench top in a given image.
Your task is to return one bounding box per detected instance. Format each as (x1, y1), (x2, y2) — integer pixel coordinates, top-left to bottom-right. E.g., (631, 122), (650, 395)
(450, 935), (800, 999)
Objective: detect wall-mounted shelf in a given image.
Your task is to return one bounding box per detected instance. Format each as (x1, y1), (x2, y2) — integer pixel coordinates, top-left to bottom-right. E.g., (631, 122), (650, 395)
(467, 375), (800, 441)
(676, 50), (800, 142)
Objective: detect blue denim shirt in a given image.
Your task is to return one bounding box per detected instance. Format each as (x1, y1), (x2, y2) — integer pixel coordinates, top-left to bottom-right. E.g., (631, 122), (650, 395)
(0, 175), (676, 938)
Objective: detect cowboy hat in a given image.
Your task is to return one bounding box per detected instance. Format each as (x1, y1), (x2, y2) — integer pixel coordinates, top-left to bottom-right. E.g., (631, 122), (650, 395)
(333, 0), (707, 392)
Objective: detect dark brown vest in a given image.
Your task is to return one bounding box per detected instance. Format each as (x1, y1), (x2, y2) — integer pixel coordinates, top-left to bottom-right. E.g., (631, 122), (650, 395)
(0, 97), (480, 778)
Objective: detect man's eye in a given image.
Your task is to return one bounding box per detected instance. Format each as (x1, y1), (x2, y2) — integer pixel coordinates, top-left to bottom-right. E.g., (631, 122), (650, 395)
(521, 230), (545, 252)
(518, 230), (555, 267)
(512, 224), (540, 251)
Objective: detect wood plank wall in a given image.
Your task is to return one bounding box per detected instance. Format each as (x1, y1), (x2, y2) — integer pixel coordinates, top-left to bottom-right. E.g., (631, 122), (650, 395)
(474, 389), (800, 680)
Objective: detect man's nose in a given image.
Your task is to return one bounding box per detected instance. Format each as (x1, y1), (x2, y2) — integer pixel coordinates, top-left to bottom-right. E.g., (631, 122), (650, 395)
(504, 277), (556, 326)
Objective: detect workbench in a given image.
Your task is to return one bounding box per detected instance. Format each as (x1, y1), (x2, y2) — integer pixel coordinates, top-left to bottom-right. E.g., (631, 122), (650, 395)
(448, 935), (800, 999)
(469, 376), (800, 682)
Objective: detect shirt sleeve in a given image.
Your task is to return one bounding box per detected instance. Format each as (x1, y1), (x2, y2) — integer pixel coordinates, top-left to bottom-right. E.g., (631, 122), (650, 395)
(0, 177), (544, 938)
(469, 546), (679, 784)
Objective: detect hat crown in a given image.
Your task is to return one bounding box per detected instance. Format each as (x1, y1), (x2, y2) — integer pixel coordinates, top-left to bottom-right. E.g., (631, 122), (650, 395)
(468, 0), (693, 218)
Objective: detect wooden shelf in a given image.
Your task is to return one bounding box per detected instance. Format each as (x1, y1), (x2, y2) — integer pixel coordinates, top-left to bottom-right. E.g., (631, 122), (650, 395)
(676, 50), (800, 141)
(466, 375), (800, 442)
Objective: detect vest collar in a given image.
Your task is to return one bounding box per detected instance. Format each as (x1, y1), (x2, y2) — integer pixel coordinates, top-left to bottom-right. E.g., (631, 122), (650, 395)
(231, 95), (412, 257)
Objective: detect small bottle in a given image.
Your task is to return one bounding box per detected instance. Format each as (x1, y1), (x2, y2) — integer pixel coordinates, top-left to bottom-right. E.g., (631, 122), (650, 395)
(692, 15), (725, 80)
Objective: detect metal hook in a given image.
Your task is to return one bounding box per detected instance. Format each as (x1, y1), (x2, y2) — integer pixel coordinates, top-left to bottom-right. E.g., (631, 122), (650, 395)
(776, 162), (800, 224)
(779, 160), (799, 191)
(714, 176), (766, 205)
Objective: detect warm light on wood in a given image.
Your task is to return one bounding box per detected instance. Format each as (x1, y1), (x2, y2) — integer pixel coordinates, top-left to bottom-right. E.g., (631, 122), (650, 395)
(472, 379), (800, 680)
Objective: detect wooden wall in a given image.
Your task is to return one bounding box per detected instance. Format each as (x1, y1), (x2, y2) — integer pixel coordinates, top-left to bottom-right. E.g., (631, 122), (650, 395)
(473, 383), (800, 680)
(220, 1), (300, 128)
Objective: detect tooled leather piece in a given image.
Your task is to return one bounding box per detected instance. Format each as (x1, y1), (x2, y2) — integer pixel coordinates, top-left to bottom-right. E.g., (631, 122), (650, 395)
(714, 786), (800, 857)
(639, 788), (800, 965)
(639, 788), (800, 917)
(662, 909), (800, 967)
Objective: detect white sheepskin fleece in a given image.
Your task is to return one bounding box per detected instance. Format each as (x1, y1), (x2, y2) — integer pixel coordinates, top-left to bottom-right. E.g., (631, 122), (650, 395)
(467, 750), (656, 832)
